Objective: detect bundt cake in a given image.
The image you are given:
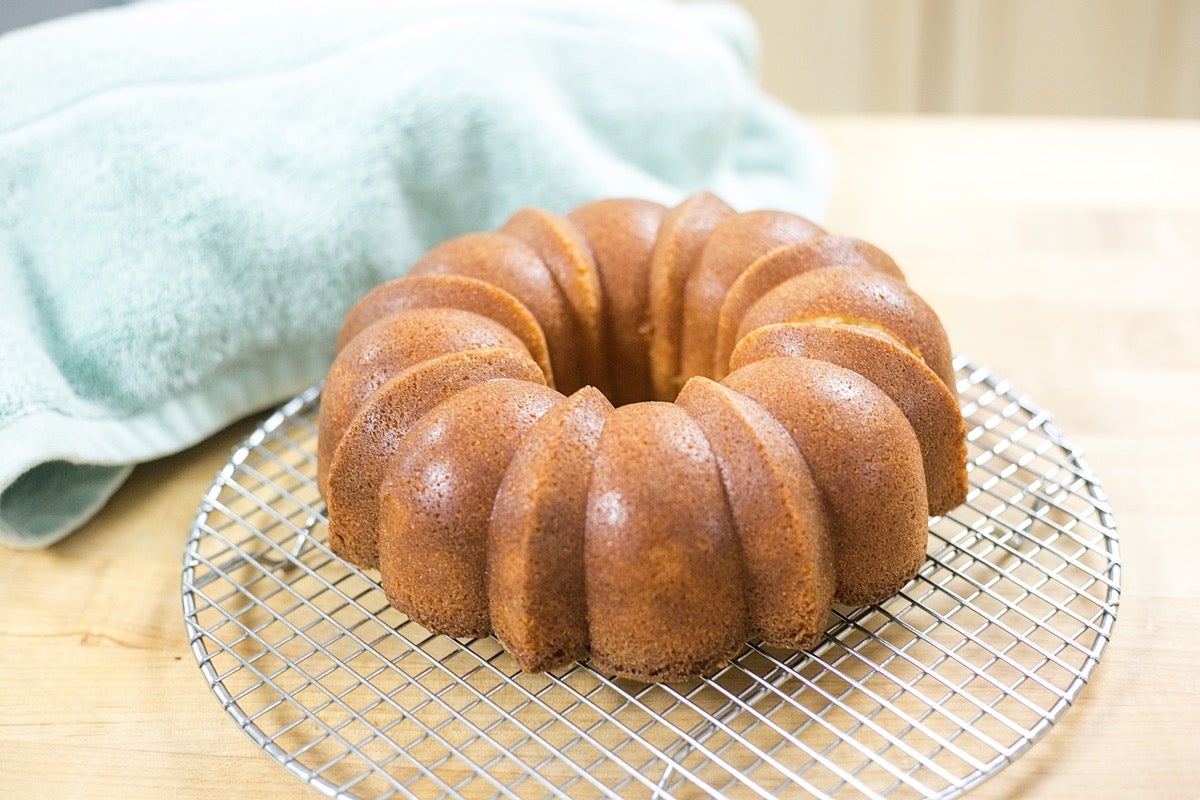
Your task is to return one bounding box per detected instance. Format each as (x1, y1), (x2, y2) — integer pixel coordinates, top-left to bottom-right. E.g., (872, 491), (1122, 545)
(319, 191), (968, 683)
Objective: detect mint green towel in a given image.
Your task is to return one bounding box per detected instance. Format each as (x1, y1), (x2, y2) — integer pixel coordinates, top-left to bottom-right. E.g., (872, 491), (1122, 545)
(0, 0), (831, 549)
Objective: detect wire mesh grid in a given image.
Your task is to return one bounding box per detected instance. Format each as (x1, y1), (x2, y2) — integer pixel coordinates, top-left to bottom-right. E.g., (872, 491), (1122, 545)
(182, 356), (1120, 800)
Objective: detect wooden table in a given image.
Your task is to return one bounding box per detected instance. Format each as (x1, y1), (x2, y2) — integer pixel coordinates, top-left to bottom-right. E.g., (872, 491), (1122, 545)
(3, 115), (1198, 798)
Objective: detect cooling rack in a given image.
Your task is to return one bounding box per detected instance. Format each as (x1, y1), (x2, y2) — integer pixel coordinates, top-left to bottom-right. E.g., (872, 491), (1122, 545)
(182, 356), (1120, 800)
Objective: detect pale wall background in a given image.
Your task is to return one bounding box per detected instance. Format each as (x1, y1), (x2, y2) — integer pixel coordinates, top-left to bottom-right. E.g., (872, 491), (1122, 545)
(734, 0), (1200, 117)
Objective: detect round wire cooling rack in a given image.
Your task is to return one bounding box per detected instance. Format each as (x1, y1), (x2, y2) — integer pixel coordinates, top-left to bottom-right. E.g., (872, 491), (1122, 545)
(182, 356), (1120, 800)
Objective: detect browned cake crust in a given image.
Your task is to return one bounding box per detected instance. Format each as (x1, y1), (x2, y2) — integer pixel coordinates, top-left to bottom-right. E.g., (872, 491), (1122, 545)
(317, 308), (530, 495)
(488, 386), (612, 672)
(585, 402), (745, 682)
(410, 232), (580, 391)
(679, 209), (824, 385)
(738, 266), (957, 391)
(647, 191), (733, 400)
(319, 191), (968, 682)
(713, 235), (904, 379)
(731, 322), (967, 516)
(378, 379), (562, 636)
(501, 208), (603, 394)
(724, 357), (929, 605)
(335, 273), (553, 381)
(568, 199), (666, 407)
(326, 348), (545, 570)
(676, 377), (834, 648)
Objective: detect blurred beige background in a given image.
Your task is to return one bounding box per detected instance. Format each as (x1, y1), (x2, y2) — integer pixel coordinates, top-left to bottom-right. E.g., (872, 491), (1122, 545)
(736, 0), (1200, 117)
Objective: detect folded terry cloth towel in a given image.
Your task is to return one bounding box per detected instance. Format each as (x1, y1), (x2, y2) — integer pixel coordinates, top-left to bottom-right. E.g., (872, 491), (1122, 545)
(0, 0), (831, 549)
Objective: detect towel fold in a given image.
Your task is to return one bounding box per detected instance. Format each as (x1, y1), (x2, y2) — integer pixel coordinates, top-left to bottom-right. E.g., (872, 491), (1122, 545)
(0, 0), (831, 549)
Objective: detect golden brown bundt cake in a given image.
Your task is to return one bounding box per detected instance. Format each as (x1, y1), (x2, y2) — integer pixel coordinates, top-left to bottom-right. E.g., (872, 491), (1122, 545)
(408, 232), (582, 392)
(737, 265), (957, 391)
(712, 235), (905, 379)
(326, 348), (546, 570)
(316, 307), (534, 495)
(334, 273), (553, 379)
(584, 402), (746, 681)
(567, 199), (666, 406)
(318, 190), (967, 683)
(647, 191), (733, 400)
(500, 208), (604, 393)
(675, 378), (834, 648)
(378, 378), (563, 637)
(487, 387), (613, 672)
(730, 322), (967, 516)
(678, 209), (825, 386)
(722, 357), (929, 605)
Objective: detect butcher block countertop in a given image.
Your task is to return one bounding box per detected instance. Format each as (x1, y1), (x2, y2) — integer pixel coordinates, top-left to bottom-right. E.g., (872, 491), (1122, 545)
(2, 115), (1198, 799)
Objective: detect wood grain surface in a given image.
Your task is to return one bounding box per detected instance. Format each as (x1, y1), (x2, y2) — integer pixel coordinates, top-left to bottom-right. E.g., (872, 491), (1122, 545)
(2, 115), (1198, 799)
